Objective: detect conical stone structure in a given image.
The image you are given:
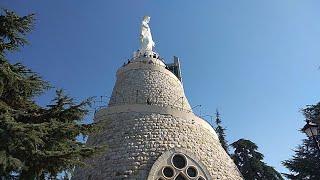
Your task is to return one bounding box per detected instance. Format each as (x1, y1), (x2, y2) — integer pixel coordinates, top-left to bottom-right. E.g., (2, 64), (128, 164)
(73, 17), (242, 180)
(73, 54), (242, 179)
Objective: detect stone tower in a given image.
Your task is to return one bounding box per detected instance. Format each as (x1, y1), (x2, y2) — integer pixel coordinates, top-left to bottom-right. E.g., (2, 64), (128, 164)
(73, 17), (242, 180)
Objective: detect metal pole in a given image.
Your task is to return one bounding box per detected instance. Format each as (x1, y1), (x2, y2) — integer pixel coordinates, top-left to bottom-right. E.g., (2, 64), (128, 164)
(312, 136), (320, 152)
(309, 123), (320, 153)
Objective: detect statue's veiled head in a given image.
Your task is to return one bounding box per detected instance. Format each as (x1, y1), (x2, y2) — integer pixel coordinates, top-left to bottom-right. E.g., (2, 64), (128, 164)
(143, 16), (151, 23)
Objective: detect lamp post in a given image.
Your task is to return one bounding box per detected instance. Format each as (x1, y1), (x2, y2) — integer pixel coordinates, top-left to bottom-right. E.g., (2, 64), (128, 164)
(302, 120), (320, 152)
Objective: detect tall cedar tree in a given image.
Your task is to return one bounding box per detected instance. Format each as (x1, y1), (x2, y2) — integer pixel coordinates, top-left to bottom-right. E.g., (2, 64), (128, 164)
(214, 110), (229, 153)
(231, 139), (284, 180)
(282, 103), (320, 179)
(0, 10), (102, 179)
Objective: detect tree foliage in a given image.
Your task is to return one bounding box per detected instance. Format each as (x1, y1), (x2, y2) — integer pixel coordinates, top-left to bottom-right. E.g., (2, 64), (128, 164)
(0, 9), (34, 52)
(231, 139), (283, 180)
(214, 110), (229, 153)
(282, 103), (320, 179)
(282, 138), (320, 179)
(0, 10), (102, 179)
(302, 102), (320, 124)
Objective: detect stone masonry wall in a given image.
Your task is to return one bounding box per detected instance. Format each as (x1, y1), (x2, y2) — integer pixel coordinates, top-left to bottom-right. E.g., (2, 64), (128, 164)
(72, 107), (242, 179)
(72, 57), (242, 179)
(108, 59), (191, 110)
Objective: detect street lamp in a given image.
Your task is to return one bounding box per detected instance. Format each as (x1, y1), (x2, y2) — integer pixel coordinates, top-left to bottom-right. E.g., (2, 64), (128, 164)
(302, 120), (320, 152)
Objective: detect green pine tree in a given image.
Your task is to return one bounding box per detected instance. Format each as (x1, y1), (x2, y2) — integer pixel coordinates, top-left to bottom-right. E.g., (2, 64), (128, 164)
(231, 139), (284, 180)
(214, 110), (229, 153)
(282, 138), (320, 179)
(282, 103), (320, 179)
(302, 102), (320, 125)
(0, 10), (103, 179)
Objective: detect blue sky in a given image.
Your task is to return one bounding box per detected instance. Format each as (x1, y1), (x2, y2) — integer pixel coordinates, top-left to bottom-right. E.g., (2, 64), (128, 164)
(2, 0), (320, 175)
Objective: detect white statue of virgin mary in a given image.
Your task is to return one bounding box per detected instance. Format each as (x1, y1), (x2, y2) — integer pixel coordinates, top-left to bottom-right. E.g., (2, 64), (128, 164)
(140, 16), (155, 53)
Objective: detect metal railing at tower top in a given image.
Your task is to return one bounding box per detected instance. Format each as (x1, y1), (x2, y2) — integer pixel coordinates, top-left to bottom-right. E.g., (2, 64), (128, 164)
(122, 58), (165, 68)
(121, 54), (183, 83)
(120, 50), (166, 68)
(132, 50), (163, 61)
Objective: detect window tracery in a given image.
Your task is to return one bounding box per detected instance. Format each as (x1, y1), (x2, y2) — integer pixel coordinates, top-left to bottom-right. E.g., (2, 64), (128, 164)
(148, 149), (210, 180)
